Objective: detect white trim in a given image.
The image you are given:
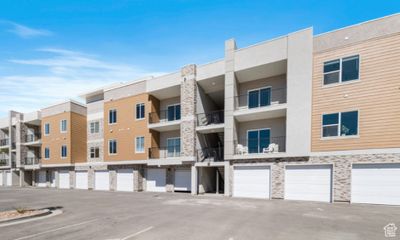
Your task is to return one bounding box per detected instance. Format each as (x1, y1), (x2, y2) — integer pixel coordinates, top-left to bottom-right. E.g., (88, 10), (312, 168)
(108, 139), (117, 155)
(246, 128), (271, 153)
(44, 123), (50, 136)
(311, 148), (400, 156)
(44, 147), (50, 160)
(322, 54), (360, 86)
(135, 103), (145, 120)
(60, 119), (67, 133)
(89, 121), (100, 134)
(321, 110), (359, 139)
(135, 136), (145, 153)
(90, 146), (100, 159)
(166, 103), (181, 122)
(60, 145), (67, 158)
(108, 109), (117, 125)
(87, 112), (103, 121)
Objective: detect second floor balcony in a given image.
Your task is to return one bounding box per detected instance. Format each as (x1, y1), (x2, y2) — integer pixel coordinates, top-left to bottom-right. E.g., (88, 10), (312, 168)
(196, 110), (225, 134)
(148, 146), (182, 159)
(148, 105), (181, 132)
(22, 157), (40, 166)
(0, 157), (9, 167)
(0, 138), (9, 147)
(25, 133), (41, 143)
(234, 136), (286, 155)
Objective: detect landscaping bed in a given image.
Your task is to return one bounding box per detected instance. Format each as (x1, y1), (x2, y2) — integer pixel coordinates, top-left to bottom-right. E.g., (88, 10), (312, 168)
(0, 208), (49, 223)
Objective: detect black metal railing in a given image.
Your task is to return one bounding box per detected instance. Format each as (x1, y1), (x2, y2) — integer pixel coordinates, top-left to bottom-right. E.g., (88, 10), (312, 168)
(234, 136), (286, 154)
(197, 147), (224, 162)
(26, 133), (41, 143)
(11, 142), (16, 149)
(148, 147), (182, 159)
(23, 157), (40, 165)
(0, 138), (9, 147)
(235, 87), (287, 110)
(149, 108), (181, 124)
(197, 110), (224, 126)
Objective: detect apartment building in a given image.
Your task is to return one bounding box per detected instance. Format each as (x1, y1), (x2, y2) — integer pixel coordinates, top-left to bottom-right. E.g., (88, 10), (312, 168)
(1, 14), (399, 206)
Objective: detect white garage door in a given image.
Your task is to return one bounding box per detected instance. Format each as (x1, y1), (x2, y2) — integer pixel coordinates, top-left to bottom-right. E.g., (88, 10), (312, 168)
(0, 172), (3, 186)
(285, 165), (332, 202)
(146, 169), (166, 192)
(6, 171), (12, 186)
(59, 170), (70, 189)
(233, 166), (270, 199)
(95, 171), (110, 191)
(174, 169), (191, 192)
(37, 170), (47, 187)
(50, 171), (56, 188)
(117, 169), (133, 192)
(352, 164), (400, 205)
(75, 171), (88, 190)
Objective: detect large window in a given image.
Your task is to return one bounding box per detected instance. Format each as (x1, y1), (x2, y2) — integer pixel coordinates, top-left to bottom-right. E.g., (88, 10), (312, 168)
(248, 87), (271, 109)
(167, 104), (181, 121)
(109, 109), (117, 124)
(44, 123), (50, 135)
(90, 147), (100, 158)
(60, 119), (67, 133)
(322, 111), (358, 137)
(135, 136), (145, 153)
(90, 121), (100, 134)
(247, 129), (270, 153)
(61, 145), (67, 158)
(323, 55), (359, 85)
(44, 147), (50, 159)
(136, 103), (145, 120)
(109, 140), (117, 155)
(167, 138), (181, 157)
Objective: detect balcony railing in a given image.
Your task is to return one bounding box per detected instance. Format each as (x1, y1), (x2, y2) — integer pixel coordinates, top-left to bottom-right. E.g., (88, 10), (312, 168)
(26, 133), (41, 143)
(234, 136), (286, 154)
(197, 110), (224, 126)
(149, 108), (181, 124)
(197, 147), (224, 162)
(148, 147), (182, 159)
(235, 87), (287, 110)
(11, 142), (16, 149)
(0, 138), (9, 147)
(0, 158), (9, 166)
(23, 157), (40, 165)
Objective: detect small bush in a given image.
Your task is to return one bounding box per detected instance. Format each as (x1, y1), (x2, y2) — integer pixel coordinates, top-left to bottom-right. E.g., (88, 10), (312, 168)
(14, 207), (28, 214)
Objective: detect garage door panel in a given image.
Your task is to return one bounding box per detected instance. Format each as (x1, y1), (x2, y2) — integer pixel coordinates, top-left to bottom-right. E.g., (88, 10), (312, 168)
(146, 169), (166, 192)
(59, 171), (70, 189)
(174, 169), (191, 192)
(233, 166), (270, 199)
(285, 165), (332, 203)
(0, 172), (3, 186)
(352, 164), (400, 205)
(95, 171), (110, 191)
(38, 171), (47, 187)
(117, 169), (134, 192)
(76, 171), (88, 190)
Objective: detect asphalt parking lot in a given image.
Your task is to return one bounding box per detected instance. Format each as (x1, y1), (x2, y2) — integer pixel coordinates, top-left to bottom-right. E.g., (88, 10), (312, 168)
(0, 187), (399, 240)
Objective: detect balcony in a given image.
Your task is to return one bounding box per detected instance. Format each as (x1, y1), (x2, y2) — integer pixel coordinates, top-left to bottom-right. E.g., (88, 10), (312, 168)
(234, 87), (287, 122)
(148, 107), (181, 132)
(0, 158), (9, 167)
(234, 136), (286, 156)
(23, 157), (40, 165)
(197, 147), (224, 162)
(196, 110), (225, 134)
(0, 138), (9, 147)
(148, 147), (182, 159)
(24, 133), (42, 147)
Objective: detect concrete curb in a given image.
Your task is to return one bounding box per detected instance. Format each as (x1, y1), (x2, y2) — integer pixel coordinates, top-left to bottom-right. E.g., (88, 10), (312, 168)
(0, 209), (62, 227)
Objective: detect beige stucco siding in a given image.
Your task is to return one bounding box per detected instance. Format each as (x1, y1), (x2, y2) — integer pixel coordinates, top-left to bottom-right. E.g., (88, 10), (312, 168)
(311, 33), (400, 152)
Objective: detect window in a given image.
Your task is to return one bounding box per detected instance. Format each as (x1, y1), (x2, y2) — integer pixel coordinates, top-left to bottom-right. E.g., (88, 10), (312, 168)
(167, 138), (181, 157)
(248, 88), (271, 109)
(61, 145), (67, 158)
(167, 104), (181, 121)
(44, 123), (50, 135)
(135, 136), (145, 153)
(90, 121), (100, 134)
(323, 55), (359, 85)
(44, 147), (50, 159)
(136, 103), (145, 119)
(109, 140), (117, 155)
(247, 129), (270, 153)
(109, 109), (117, 124)
(322, 111), (358, 138)
(60, 119), (67, 133)
(90, 147), (100, 158)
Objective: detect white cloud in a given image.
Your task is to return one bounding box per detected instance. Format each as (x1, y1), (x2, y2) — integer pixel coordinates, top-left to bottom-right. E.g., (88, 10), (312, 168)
(3, 21), (52, 38)
(0, 48), (166, 117)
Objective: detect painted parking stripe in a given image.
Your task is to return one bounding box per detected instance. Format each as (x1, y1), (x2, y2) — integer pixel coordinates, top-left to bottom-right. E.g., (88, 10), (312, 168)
(121, 226), (154, 240)
(14, 219), (97, 240)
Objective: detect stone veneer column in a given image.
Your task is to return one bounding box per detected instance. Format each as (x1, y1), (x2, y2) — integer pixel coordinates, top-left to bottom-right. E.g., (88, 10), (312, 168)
(180, 64), (197, 158)
(224, 39), (238, 197)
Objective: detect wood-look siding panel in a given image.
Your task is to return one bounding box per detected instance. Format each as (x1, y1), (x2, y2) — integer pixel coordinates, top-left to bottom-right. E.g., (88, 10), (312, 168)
(104, 93), (155, 161)
(71, 112), (87, 163)
(311, 33), (400, 152)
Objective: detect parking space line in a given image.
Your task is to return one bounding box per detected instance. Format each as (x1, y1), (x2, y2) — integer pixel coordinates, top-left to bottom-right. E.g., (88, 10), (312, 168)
(120, 226), (154, 240)
(14, 219), (97, 240)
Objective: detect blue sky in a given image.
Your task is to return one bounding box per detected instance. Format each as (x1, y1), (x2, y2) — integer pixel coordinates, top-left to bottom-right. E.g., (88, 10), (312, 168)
(0, 0), (398, 117)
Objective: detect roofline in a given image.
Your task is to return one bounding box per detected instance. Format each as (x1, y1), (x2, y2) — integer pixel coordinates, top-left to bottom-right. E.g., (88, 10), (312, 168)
(41, 99), (86, 110)
(315, 12), (400, 37)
